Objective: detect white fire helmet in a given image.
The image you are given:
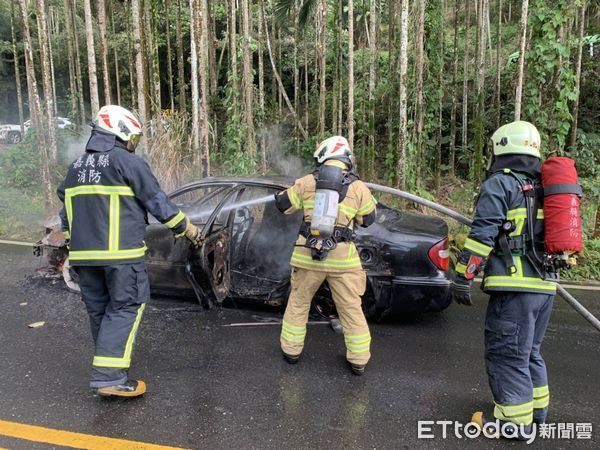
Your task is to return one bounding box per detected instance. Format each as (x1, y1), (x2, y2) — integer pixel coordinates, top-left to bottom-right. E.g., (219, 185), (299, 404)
(313, 136), (354, 168)
(94, 105), (143, 148)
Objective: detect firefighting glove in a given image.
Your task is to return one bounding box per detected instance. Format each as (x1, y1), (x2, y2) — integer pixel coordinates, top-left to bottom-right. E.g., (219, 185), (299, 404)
(183, 219), (203, 248)
(452, 249), (486, 306)
(451, 275), (473, 306)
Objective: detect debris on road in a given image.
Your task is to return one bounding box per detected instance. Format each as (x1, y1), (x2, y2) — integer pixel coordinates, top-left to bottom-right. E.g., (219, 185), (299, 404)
(28, 321), (45, 328)
(19, 302), (27, 307)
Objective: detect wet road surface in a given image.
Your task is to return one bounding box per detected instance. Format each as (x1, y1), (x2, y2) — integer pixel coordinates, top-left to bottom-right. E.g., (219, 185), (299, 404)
(0, 243), (598, 449)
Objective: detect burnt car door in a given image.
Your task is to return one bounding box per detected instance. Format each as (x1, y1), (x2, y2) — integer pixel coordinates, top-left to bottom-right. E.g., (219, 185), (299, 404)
(145, 183), (234, 297)
(226, 185), (303, 304)
(191, 187), (243, 304)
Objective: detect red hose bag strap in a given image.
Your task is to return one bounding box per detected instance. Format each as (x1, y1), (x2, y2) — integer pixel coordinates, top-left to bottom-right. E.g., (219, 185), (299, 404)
(541, 157), (583, 254)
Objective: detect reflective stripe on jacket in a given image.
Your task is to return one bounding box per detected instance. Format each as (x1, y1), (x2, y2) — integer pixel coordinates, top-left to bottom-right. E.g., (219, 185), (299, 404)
(281, 174), (377, 272)
(466, 170), (557, 294)
(57, 129), (188, 266)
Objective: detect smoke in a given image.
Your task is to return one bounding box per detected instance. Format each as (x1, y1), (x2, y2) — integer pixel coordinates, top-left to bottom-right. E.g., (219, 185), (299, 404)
(263, 124), (308, 178)
(60, 132), (90, 165)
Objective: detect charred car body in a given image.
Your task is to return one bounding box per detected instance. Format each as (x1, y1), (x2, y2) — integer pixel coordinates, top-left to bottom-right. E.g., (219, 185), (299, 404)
(36, 177), (452, 318)
(145, 177), (452, 318)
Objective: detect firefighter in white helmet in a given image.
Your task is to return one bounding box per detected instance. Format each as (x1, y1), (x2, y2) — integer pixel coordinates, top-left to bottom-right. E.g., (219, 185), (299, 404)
(274, 136), (378, 375)
(57, 105), (202, 397)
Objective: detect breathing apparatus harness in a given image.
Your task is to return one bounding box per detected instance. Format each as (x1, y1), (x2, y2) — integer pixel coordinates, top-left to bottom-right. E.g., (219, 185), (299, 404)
(299, 166), (359, 261)
(494, 169), (562, 278)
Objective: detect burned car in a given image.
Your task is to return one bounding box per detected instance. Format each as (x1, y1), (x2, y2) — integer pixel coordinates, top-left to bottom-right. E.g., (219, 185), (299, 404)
(145, 177), (452, 318)
(36, 177), (452, 318)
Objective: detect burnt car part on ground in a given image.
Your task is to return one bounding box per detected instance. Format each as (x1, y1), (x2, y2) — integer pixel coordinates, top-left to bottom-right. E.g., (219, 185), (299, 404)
(144, 177), (452, 319)
(35, 178), (452, 319)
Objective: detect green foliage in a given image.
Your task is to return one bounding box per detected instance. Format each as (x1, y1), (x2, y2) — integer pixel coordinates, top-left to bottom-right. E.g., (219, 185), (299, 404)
(523, 0), (576, 153)
(561, 239), (600, 281)
(0, 133), (41, 191)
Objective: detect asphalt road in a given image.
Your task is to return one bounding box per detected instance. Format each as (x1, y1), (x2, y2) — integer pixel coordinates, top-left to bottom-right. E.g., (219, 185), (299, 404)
(0, 243), (598, 449)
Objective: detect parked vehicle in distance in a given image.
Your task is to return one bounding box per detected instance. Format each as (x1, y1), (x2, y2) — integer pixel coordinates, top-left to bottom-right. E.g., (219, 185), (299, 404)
(0, 124), (24, 144)
(1, 117), (74, 144)
(24, 117), (74, 134)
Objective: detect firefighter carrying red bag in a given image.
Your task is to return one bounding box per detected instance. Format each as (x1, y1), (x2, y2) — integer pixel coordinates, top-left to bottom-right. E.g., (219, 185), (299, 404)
(451, 120), (583, 439)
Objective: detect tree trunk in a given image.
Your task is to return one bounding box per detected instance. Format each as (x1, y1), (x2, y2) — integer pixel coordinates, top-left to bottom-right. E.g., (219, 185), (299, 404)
(148, 1), (162, 121)
(449, 0), (459, 177)
(368, 0), (379, 179)
(165, 0), (175, 111)
(18, 0), (53, 211)
(190, 0), (200, 168)
(304, 34), (309, 132)
(63, 0), (78, 122)
(241, 0), (255, 160)
(317, 0), (327, 139)
(261, 1), (307, 138)
(293, 0), (300, 151)
(569, 3), (586, 151)
(435, 0), (445, 194)
(347, 0), (355, 149)
(176, 0), (186, 111)
(472, 0), (488, 183)
(111, 2), (122, 105)
(396, 0), (409, 190)
(229, 0), (239, 118)
(258, 0), (266, 170)
(414, 0), (426, 185)
(126, 0), (137, 109)
(36, 0), (58, 162)
(98, 0), (111, 104)
(83, 0), (100, 115)
(494, 0), (502, 129)
(514, 0), (528, 121)
(331, 0), (339, 134)
(132, 0), (148, 152)
(10, 2), (25, 135)
(71, 0), (87, 125)
(199, 0), (211, 176)
(47, 8), (58, 117)
(461, 0), (470, 151)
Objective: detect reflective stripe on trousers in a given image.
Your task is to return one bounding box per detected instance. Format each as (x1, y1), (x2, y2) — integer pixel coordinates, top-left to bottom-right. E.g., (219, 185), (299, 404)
(280, 267), (371, 365)
(485, 292), (553, 426)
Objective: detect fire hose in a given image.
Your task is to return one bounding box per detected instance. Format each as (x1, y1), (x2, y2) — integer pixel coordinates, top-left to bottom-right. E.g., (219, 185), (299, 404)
(365, 182), (600, 333)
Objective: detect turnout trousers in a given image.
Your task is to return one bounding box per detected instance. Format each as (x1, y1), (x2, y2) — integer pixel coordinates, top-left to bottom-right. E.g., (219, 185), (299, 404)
(75, 263), (150, 388)
(280, 267), (371, 365)
(484, 291), (554, 426)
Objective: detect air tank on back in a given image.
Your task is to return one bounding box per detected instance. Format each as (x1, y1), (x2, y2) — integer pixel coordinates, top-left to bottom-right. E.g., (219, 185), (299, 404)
(311, 161), (346, 238)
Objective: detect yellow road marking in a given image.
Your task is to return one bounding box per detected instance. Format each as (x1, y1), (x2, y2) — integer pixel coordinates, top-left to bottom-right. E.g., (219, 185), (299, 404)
(0, 420), (187, 450)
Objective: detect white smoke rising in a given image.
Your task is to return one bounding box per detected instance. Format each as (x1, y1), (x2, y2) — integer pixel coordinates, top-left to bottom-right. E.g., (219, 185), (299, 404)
(263, 124), (308, 178)
(60, 131), (90, 165)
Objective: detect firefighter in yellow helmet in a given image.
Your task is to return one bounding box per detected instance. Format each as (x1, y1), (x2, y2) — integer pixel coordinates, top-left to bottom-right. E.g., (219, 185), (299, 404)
(274, 136), (378, 375)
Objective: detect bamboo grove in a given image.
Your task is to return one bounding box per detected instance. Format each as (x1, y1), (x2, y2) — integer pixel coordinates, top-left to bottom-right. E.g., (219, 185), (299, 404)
(0, 0), (599, 211)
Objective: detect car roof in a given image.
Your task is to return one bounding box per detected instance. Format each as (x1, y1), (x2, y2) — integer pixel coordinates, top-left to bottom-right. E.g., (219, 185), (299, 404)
(173, 176), (296, 192)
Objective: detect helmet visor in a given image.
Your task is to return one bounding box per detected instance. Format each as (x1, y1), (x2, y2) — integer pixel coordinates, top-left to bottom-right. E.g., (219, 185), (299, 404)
(129, 133), (141, 151)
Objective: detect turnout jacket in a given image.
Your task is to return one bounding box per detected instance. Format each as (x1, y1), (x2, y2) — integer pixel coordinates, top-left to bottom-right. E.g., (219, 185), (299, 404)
(463, 169), (558, 295)
(57, 129), (188, 266)
(277, 174), (377, 272)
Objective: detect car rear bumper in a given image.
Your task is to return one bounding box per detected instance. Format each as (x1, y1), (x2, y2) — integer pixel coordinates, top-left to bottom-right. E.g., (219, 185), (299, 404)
(370, 275), (452, 315)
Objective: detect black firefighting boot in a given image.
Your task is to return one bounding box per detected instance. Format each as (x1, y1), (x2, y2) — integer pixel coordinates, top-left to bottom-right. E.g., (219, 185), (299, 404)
(97, 380), (147, 398)
(348, 362), (366, 376)
(471, 412), (532, 441)
(282, 352), (300, 364)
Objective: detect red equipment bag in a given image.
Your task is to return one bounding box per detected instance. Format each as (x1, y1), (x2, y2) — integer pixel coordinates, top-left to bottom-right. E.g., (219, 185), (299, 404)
(541, 157), (583, 254)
